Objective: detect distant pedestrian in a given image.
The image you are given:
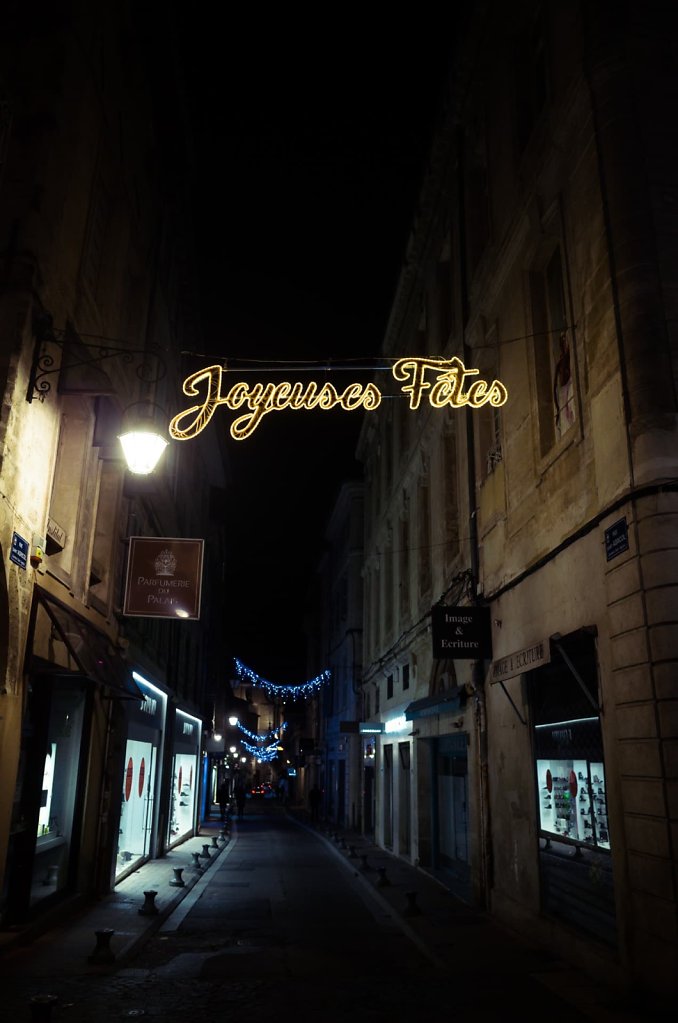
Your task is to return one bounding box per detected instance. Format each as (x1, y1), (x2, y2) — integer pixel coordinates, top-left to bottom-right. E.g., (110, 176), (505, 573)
(277, 777), (287, 805)
(217, 780), (229, 821)
(309, 784), (322, 824)
(234, 780), (246, 820)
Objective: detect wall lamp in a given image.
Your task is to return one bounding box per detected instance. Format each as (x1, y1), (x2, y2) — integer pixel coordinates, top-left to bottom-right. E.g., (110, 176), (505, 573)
(118, 401), (169, 475)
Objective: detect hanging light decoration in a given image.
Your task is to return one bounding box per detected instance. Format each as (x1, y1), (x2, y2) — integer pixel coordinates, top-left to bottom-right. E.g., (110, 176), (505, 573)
(236, 721), (288, 743)
(234, 658), (331, 701)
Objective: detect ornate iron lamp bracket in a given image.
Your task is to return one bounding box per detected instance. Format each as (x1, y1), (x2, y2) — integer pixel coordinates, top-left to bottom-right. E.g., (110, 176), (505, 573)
(27, 313), (166, 403)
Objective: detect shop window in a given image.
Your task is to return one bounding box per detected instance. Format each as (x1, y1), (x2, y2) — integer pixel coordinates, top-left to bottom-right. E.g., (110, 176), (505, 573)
(530, 246), (575, 457)
(528, 630), (616, 946)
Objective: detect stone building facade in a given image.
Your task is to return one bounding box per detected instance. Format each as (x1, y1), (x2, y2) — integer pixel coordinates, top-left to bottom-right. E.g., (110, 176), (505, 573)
(0, 2), (227, 927)
(357, 0), (677, 1000)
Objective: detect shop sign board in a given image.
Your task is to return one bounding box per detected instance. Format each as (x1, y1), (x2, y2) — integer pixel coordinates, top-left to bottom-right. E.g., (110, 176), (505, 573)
(123, 537), (204, 620)
(490, 639), (550, 683)
(431, 605), (492, 659)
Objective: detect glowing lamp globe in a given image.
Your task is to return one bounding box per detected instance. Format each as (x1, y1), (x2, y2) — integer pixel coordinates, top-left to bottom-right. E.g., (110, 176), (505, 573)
(119, 403), (169, 474)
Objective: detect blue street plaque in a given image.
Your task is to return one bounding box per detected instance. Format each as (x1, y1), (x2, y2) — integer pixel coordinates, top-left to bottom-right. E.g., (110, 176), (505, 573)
(10, 531), (29, 570)
(604, 517), (629, 562)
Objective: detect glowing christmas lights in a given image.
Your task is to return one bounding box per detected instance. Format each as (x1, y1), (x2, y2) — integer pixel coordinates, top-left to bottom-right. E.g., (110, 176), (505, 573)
(236, 721), (287, 743)
(234, 657), (331, 700)
(169, 357), (508, 442)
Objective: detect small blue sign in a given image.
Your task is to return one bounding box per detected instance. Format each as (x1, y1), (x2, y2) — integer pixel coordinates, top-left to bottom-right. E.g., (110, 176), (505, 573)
(10, 531), (29, 570)
(605, 518), (629, 562)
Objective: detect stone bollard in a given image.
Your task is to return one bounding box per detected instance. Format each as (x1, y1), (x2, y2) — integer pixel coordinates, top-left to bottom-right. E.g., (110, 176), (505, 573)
(211, 835), (219, 849)
(88, 928), (116, 964)
(191, 851), (203, 870)
(404, 891), (422, 916)
(200, 844), (212, 860)
(170, 867), (185, 887)
(377, 867), (390, 887)
(360, 853), (370, 871)
(29, 994), (59, 1021)
(348, 845), (358, 858)
(218, 830), (227, 844)
(138, 890), (159, 916)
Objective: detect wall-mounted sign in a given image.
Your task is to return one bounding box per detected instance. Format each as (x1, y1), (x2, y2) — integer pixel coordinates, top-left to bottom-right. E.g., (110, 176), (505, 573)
(604, 517), (629, 562)
(9, 531), (28, 570)
(490, 639), (550, 683)
(169, 357), (508, 442)
(431, 605), (492, 659)
(123, 537), (204, 620)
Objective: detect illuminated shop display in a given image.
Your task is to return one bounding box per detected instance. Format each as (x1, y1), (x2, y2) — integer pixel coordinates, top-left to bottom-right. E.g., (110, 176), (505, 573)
(116, 674), (167, 878)
(167, 709), (201, 846)
(30, 681), (87, 906)
(535, 717), (610, 850)
(537, 756), (609, 849)
(169, 357), (508, 442)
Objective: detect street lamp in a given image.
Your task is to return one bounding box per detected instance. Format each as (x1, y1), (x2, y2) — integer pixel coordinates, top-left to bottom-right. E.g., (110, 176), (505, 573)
(119, 402), (169, 475)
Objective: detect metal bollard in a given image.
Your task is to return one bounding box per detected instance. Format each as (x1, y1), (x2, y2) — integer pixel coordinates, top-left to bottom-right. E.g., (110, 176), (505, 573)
(218, 830), (227, 843)
(29, 994), (59, 1021)
(377, 866), (390, 887)
(138, 890), (159, 916)
(88, 928), (116, 964)
(170, 867), (185, 887)
(200, 844), (212, 859)
(404, 891), (422, 916)
(211, 835), (219, 849)
(191, 851), (203, 869)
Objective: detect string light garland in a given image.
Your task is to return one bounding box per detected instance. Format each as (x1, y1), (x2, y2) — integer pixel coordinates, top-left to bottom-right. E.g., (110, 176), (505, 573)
(236, 721), (288, 743)
(234, 657), (331, 701)
(240, 739), (280, 761)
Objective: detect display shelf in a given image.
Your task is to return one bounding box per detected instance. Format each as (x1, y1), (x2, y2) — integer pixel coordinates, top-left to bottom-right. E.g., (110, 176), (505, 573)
(537, 757), (609, 850)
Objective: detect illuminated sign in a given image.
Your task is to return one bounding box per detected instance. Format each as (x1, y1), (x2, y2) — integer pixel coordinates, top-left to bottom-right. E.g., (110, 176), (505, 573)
(384, 714), (408, 734)
(169, 357), (508, 442)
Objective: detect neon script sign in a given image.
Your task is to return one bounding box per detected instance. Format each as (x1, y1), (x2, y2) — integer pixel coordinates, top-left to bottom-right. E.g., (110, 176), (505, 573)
(169, 357), (508, 442)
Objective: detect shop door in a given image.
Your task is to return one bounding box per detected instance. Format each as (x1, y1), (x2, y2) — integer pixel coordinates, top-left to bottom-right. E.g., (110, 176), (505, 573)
(383, 745), (393, 849)
(433, 734), (470, 901)
(363, 765), (374, 835)
(398, 742), (411, 856)
(337, 760), (346, 827)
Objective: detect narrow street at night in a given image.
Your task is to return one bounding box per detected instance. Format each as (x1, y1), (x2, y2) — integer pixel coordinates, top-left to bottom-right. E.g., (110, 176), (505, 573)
(0, 805), (656, 1023)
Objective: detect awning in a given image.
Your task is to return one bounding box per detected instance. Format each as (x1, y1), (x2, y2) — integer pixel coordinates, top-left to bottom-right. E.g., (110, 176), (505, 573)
(32, 587), (142, 699)
(405, 686), (466, 721)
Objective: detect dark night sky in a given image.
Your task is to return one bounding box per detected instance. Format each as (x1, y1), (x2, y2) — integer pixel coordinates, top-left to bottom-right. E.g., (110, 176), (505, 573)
(178, 17), (454, 682)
